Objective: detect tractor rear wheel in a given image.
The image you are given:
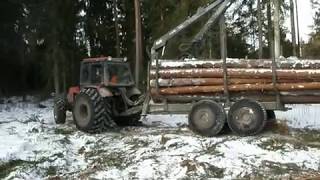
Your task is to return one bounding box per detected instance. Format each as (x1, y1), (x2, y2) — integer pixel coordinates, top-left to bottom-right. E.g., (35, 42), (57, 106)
(54, 95), (67, 124)
(73, 88), (118, 133)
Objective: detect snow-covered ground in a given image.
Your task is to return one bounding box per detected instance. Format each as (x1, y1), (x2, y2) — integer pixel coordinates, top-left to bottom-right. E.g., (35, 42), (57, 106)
(0, 97), (320, 179)
(277, 104), (320, 129)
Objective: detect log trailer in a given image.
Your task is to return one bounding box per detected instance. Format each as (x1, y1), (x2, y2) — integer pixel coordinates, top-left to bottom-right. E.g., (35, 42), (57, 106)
(142, 0), (320, 137)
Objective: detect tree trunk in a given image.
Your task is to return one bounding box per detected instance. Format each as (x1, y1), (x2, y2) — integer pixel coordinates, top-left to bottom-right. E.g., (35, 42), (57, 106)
(267, 1), (274, 58)
(295, 0), (301, 57)
(290, 0), (297, 56)
(257, 0), (263, 59)
(63, 65), (67, 94)
(273, 0), (281, 58)
(19, 41), (27, 100)
(53, 58), (60, 94)
(113, 0), (121, 57)
(134, 0), (143, 87)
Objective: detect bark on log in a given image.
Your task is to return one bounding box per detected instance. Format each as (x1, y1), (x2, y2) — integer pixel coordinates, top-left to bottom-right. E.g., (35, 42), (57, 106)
(151, 90), (320, 99)
(151, 59), (320, 69)
(151, 94), (320, 104)
(150, 68), (320, 80)
(150, 78), (303, 87)
(151, 82), (320, 95)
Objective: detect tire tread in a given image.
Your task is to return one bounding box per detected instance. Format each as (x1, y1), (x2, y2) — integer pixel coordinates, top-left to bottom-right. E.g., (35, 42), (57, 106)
(74, 88), (118, 133)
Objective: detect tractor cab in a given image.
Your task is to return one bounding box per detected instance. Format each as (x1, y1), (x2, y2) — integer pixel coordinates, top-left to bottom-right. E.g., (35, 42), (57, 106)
(80, 57), (135, 87)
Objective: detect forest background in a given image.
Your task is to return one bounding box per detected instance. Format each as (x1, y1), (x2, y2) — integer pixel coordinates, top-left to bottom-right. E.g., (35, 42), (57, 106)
(1, 0), (320, 96)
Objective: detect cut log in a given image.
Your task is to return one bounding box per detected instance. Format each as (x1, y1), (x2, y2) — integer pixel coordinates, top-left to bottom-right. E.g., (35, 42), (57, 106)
(150, 78), (303, 87)
(151, 58), (320, 69)
(150, 68), (320, 80)
(151, 82), (320, 95)
(151, 94), (320, 104)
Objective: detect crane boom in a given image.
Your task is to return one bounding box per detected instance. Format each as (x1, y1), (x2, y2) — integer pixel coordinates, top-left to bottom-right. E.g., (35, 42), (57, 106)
(151, 0), (233, 59)
(192, 0), (231, 44)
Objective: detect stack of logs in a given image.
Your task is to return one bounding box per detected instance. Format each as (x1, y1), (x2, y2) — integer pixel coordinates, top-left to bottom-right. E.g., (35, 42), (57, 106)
(150, 58), (320, 104)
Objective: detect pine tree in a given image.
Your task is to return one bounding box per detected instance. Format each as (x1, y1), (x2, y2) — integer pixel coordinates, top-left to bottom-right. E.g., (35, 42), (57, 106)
(311, 0), (320, 33)
(0, 0), (25, 95)
(304, 0), (320, 58)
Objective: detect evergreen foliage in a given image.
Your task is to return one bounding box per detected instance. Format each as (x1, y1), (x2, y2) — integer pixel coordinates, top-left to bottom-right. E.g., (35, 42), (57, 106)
(0, 0), (317, 95)
(304, 0), (320, 58)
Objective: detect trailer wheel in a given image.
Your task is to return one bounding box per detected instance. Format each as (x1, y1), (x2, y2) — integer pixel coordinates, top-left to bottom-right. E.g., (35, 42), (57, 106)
(188, 100), (226, 137)
(228, 99), (267, 136)
(54, 95), (67, 124)
(267, 110), (276, 121)
(73, 88), (118, 133)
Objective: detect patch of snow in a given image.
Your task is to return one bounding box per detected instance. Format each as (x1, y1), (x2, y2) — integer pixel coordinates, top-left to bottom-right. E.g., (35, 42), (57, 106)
(0, 98), (91, 178)
(277, 104), (320, 129)
(1, 97), (320, 179)
(142, 114), (187, 127)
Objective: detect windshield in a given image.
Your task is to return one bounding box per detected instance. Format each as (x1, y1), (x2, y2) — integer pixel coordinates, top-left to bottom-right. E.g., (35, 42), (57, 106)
(106, 63), (134, 86)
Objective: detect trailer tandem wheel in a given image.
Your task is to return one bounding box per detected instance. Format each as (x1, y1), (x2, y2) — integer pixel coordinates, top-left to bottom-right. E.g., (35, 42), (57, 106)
(188, 100), (226, 137)
(227, 99), (267, 136)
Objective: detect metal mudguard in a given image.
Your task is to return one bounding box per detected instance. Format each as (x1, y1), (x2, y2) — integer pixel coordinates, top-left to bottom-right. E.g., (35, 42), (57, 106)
(67, 86), (80, 104)
(126, 87), (142, 98)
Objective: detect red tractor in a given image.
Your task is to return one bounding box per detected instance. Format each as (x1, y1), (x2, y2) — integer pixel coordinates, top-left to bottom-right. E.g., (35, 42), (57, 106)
(54, 57), (144, 133)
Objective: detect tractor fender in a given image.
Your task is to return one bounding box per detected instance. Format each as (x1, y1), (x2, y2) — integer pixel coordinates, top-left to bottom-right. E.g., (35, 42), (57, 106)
(67, 86), (80, 104)
(126, 87), (142, 98)
(98, 87), (113, 97)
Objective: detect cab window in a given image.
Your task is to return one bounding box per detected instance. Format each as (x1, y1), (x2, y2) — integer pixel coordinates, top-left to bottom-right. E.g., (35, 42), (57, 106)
(80, 64), (89, 84)
(107, 63), (133, 85)
(91, 64), (103, 84)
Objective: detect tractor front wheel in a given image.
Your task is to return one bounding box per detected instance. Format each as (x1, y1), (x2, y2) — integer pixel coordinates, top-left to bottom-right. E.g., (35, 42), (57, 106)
(54, 95), (67, 124)
(73, 88), (118, 133)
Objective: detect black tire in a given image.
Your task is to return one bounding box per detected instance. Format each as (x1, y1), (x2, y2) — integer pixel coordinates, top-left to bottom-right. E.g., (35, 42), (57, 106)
(228, 99), (267, 136)
(54, 95), (67, 124)
(188, 100), (226, 137)
(267, 110), (276, 121)
(73, 88), (118, 133)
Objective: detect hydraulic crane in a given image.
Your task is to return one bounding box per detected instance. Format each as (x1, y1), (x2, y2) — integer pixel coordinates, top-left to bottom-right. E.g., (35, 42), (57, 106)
(151, 0), (233, 60)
